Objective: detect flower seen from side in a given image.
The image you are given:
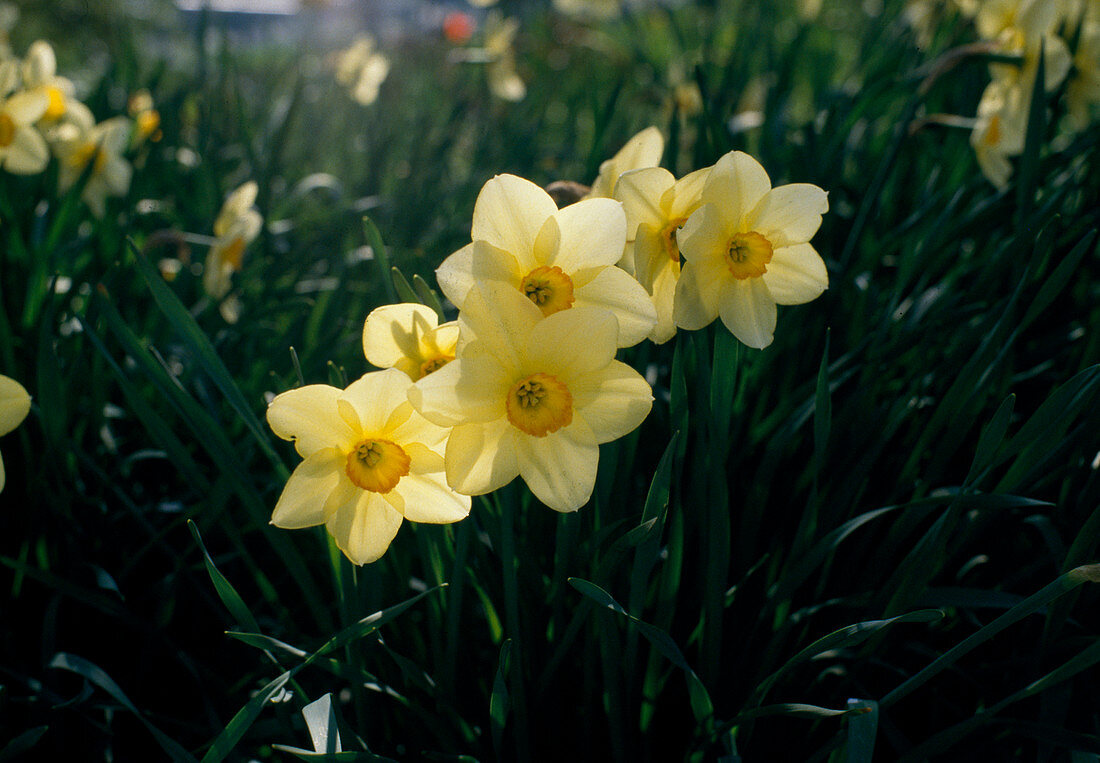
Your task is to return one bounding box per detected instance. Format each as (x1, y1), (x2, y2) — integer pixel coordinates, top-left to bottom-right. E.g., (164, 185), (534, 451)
(615, 165), (709, 344)
(436, 173), (656, 347)
(53, 114), (132, 218)
(204, 180), (262, 304)
(0, 374), (31, 493)
(334, 35), (391, 106)
(970, 78), (1028, 189)
(585, 125), (664, 201)
(674, 150), (829, 349)
(409, 283), (653, 512)
(0, 72), (50, 174)
(362, 303), (459, 381)
(267, 369), (470, 565)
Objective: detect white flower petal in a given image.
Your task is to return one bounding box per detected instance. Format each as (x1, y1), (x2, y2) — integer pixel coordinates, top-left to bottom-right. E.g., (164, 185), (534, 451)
(267, 384), (356, 456)
(762, 243), (828, 305)
(573, 266), (658, 348)
(445, 419), (520, 496)
(572, 361), (653, 444)
(471, 174), (557, 261)
(271, 449), (344, 529)
(749, 184), (828, 248)
(514, 419), (599, 512)
(718, 278), (777, 349)
(327, 491), (404, 565)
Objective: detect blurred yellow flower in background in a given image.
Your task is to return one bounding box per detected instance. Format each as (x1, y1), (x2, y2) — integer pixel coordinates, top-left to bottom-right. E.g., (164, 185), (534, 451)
(204, 180), (262, 306)
(363, 303), (459, 381)
(436, 173), (656, 347)
(674, 151), (829, 349)
(409, 283), (652, 512)
(267, 369), (470, 565)
(0, 374), (31, 494)
(0, 65), (50, 175)
(20, 40), (81, 125)
(970, 78), (1028, 189)
(615, 165), (709, 344)
(53, 114), (132, 218)
(334, 35), (391, 106)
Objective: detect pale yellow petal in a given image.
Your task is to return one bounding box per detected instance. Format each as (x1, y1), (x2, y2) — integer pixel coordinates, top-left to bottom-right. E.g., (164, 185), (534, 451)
(471, 174), (557, 262)
(362, 303), (440, 369)
(271, 449), (344, 529)
(550, 197), (627, 273)
(2, 126), (49, 175)
(647, 261), (679, 344)
(571, 361), (653, 444)
(0, 375), (31, 436)
(267, 384), (356, 457)
(435, 243), (475, 309)
(387, 408), (451, 451)
(445, 419), (520, 496)
(588, 126), (665, 199)
(667, 167), (710, 219)
(455, 282), (538, 372)
(526, 305), (618, 379)
(327, 491), (404, 565)
(340, 369), (414, 435)
(409, 356), (509, 427)
(470, 239), (525, 288)
(701, 150), (772, 228)
(514, 418), (598, 512)
(718, 278), (777, 349)
(390, 443), (471, 523)
(673, 255), (727, 331)
(762, 243), (828, 305)
(616, 167), (675, 235)
(572, 266), (658, 348)
(3, 90), (49, 124)
(677, 203), (728, 265)
(748, 184), (829, 248)
(0, 452), (5, 493)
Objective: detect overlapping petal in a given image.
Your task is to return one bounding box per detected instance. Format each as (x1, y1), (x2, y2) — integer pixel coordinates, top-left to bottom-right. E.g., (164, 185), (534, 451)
(749, 184), (829, 248)
(762, 243), (829, 305)
(326, 492), (404, 565)
(267, 384), (356, 456)
(514, 419), (599, 512)
(718, 278), (777, 349)
(409, 356), (510, 426)
(571, 361), (653, 444)
(445, 419), (520, 496)
(571, 266), (657, 347)
(471, 174), (557, 265)
(271, 449), (344, 528)
(701, 151), (772, 229)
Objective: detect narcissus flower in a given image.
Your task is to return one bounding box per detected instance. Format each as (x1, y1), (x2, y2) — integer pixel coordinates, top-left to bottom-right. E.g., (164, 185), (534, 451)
(20, 40), (81, 125)
(409, 283), (653, 512)
(204, 181), (262, 302)
(586, 126), (664, 201)
(334, 35), (390, 106)
(0, 73), (50, 175)
(0, 374), (31, 493)
(362, 303), (459, 381)
(970, 78), (1028, 189)
(54, 115), (132, 218)
(267, 369), (470, 565)
(674, 151), (829, 349)
(436, 174), (657, 347)
(615, 165), (709, 343)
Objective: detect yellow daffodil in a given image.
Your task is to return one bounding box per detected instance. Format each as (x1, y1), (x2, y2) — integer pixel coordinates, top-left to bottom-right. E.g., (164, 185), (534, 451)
(409, 282), (652, 512)
(362, 303), (459, 381)
(204, 181), (262, 302)
(20, 40), (81, 125)
(977, 0), (1072, 92)
(0, 374), (31, 493)
(586, 126), (665, 201)
(128, 89), (162, 145)
(334, 35), (390, 106)
(54, 114), (132, 218)
(437, 174), (656, 347)
(970, 78), (1028, 189)
(0, 69), (50, 174)
(674, 150), (829, 349)
(267, 369), (470, 565)
(615, 166), (709, 344)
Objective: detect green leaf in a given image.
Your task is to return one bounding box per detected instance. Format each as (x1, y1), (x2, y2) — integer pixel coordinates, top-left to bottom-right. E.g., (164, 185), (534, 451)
(363, 216), (397, 304)
(490, 639), (512, 759)
(965, 393), (1015, 486)
(201, 670), (293, 763)
(411, 273), (446, 322)
(391, 266), (419, 304)
(187, 520), (260, 633)
(0, 726), (48, 761)
(49, 653), (197, 762)
(845, 699), (878, 763)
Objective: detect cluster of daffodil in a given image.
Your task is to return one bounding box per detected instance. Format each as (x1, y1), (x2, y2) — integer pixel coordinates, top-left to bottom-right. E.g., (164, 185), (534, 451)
(0, 37), (157, 216)
(0, 374), (30, 494)
(957, 0), (1098, 188)
(266, 127), (830, 565)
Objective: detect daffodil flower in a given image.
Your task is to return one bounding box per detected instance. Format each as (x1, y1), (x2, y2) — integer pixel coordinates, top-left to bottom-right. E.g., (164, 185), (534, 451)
(363, 303), (459, 381)
(586, 126), (664, 201)
(267, 369), (470, 565)
(0, 68), (50, 174)
(971, 78), (1028, 189)
(53, 114), (132, 218)
(21, 40), (82, 126)
(436, 174), (657, 347)
(615, 165), (709, 344)
(204, 181), (262, 302)
(674, 150), (829, 349)
(409, 282), (653, 512)
(334, 35), (390, 106)
(0, 374), (31, 493)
